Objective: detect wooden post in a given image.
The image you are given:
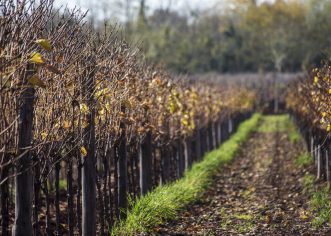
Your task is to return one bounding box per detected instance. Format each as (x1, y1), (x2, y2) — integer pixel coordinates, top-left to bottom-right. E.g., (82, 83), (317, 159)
(208, 122), (214, 151)
(310, 136), (314, 160)
(221, 120), (229, 143)
(216, 121), (221, 147)
(176, 139), (184, 178)
(317, 144), (321, 179)
(67, 159), (74, 236)
(161, 146), (170, 184)
(140, 131), (152, 195)
(81, 60), (97, 236)
(1, 163), (9, 236)
(200, 127), (207, 157)
(326, 149), (330, 185)
(195, 128), (202, 161)
(117, 106), (127, 218)
(13, 64), (35, 236)
(184, 138), (192, 170)
(228, 117), (233, 134)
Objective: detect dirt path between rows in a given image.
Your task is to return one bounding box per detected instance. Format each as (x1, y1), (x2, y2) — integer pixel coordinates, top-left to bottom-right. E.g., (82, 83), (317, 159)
(156, 115), (331, 235)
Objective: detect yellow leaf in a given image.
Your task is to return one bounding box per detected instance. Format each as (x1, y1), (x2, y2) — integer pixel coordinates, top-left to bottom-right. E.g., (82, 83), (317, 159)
(98, 108), (105, 116)
(80, 103), (89, 114)
(80, 146), (87, 157)
(35, 39), (52, 51)
(314, 76), (319, 84)
(327, 124), (331, 132)
(41, 132), (47, 140)
(28, 75), (46, 88)
(29, 52), (45, 64)
(63, 120), (70, 129)
(328, 88), (331, 94)
(82, 120), (89, 128)
(299, 210), (309, 220)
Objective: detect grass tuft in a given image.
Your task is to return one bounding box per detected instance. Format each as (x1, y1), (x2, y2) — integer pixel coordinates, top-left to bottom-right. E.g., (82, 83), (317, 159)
(257, 114), (301, 143)
(111, 113), (261, 235)
(310, 187), (331, 227)
(302, 173), (331, 228)
(295, 152), (313, 167)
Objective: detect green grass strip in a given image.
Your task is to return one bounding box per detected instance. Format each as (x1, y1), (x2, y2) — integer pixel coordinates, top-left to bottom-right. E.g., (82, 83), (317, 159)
(111, 113), (261, 235)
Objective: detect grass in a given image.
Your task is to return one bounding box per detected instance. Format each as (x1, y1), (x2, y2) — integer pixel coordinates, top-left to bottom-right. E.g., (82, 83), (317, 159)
(295, 152), (313, 168)
(302, 172), (331, 228)
(257, 114), (301, 143)
(302, 173), (315, 191)
(234, 214), (253, 220)
(257, 114), (289, 133)
(310, 187), (331, 227)
(219, 209), (255, 233)
(111, 113), (261, 235)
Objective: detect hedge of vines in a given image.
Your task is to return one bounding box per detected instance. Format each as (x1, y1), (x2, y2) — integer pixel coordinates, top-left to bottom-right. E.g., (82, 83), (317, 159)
(0, 0), (256, 235)
(286, 62), (331, 184)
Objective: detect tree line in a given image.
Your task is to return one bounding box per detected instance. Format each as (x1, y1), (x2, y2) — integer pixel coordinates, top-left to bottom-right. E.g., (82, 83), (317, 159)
(89, 0), (331, 73)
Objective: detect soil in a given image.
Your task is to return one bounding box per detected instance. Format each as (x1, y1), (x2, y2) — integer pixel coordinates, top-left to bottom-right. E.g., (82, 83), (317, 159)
(155, 118), (331, 235)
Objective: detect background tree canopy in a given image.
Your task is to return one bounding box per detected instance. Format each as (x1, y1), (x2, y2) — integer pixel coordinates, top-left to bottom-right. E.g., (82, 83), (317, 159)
(91, 0), (331, 74)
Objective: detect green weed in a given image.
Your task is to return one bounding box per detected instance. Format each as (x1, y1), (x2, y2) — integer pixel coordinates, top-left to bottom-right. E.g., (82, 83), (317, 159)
(295, 152), (313, 167)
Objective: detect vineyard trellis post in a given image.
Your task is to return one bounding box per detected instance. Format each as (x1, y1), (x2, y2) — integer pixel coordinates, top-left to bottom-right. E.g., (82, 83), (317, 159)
(140, 131), (152, 195)
(200, 127), (207, 157)
(208, 122), (214, 151)
(317, 144), (322, 180)
(221, 120), (229, 143)
(1, 163), (9, 236)
(117, 104), (127, 218)
(177, 139), (184, 178)
(228, 117), (233, 134)
(13, 63), (35, 236)
(184, 138), (192, 170)
(217, 120), (221, 147)
(161, 147), (170, 184)
(81, 58), (97, 236)
(194, 127), (202, 161)
(326, 147), (330, 184)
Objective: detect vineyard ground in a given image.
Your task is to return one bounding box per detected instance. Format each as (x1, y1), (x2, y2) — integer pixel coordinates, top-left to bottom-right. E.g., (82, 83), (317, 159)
(112, 114), (261, 235)
(156, 115), (331, 235)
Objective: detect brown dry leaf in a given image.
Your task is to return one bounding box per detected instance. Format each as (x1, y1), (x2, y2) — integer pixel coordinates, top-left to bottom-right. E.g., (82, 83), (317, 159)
(28, 75), (46, 88)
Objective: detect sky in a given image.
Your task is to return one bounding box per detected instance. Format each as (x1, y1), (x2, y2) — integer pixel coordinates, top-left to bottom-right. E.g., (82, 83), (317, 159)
(54, 0), (275, 21)
(55, 0), (220, 12)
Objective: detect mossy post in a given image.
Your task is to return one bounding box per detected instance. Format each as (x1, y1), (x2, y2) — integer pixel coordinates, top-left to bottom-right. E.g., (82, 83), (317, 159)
(13, 63), (35, 236)
(81, 58), (97, 236)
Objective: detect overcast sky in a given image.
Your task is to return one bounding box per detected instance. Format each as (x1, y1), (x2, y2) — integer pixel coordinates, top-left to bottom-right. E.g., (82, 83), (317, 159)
(55, 0), (275, 21)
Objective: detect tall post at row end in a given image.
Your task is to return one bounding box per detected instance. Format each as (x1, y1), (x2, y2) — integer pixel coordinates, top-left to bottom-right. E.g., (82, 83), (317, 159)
(81, 58), (97, 236)
(13, 63), (35, 236)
